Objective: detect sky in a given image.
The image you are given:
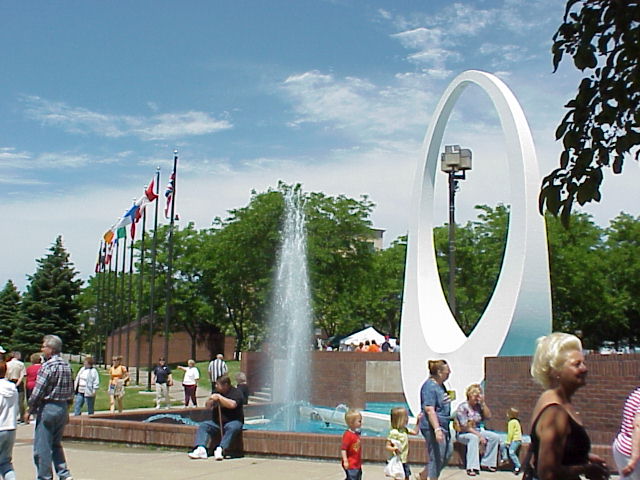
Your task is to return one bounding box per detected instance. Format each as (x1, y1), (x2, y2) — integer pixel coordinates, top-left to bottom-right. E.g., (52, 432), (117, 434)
(2, 0), (639, 291)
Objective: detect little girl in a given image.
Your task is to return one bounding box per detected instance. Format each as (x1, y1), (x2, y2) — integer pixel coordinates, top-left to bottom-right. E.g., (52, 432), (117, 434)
(386, 407), (421, 480)
(500, 407), (522, 474)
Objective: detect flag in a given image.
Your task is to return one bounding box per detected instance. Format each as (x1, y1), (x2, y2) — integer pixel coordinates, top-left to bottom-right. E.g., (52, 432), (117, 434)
(164, 172), (175, 219)
(105, 241), (114, 265)
(94, 242), (103, 273)
(117, 227), (126, 239)
(130, 177), (156, 239)
(103, 229), (115, 244)
(145, 177), (158, 202)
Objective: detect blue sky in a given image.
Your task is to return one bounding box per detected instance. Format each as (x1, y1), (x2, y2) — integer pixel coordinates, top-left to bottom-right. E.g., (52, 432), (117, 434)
(2, 0), (639, 291)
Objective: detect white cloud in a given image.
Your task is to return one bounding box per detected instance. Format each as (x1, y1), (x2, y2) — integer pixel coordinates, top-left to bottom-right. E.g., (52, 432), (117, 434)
(21, 95), (233, 141)
(281, 70), (432, 141)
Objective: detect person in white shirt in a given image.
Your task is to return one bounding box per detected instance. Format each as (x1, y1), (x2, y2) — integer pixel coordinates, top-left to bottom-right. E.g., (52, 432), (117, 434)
(6, 352), (25, 422)
(0, 360), (19, 480)
(73, 356), (100, 415)
(178, 360), (200, 407)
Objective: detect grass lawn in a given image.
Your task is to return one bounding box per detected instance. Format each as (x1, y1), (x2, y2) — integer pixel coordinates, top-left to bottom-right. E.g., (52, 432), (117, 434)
(65, 360), (241, 412)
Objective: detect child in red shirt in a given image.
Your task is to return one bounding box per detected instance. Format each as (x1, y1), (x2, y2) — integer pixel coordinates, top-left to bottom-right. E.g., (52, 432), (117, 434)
(341, 409), (363, 480)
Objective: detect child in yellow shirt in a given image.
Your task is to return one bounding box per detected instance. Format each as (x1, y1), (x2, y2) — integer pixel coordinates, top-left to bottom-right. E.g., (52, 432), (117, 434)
(500, 407), (522, 474)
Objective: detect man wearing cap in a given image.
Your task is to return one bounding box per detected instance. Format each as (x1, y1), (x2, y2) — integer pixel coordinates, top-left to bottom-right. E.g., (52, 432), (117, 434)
(25, 334), (74, 480)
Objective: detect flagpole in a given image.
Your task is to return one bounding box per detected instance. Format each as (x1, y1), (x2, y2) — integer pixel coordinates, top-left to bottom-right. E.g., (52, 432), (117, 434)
(126, 220), (134, 370)
(119, 233), (127, 360)
(163, 150), (179, 361)
(147, 167), (161, 390)
(112, 238), (120, 358)
(105, 243), (114, 365)
(135, 207), (147, 385)
(94, 242), (103, 362)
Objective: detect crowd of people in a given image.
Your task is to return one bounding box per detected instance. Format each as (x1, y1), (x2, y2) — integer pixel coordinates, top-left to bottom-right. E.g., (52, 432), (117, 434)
(0, 338), (249, 478)
(342, 332), (639, 480)
(324, 335), (401, 352)
(1, 332), (640, 480)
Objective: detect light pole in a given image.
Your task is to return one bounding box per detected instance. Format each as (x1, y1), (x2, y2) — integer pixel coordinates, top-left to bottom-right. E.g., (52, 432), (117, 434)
(440, 145), (472, 319)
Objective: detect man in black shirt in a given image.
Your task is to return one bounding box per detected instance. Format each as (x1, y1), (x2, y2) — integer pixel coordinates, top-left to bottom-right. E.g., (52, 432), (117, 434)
(151, 357), (173, 409)
(188, 374), (244, 461)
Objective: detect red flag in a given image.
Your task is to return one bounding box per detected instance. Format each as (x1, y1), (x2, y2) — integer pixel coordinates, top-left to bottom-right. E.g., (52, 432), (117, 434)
(145, 178), (158, 202)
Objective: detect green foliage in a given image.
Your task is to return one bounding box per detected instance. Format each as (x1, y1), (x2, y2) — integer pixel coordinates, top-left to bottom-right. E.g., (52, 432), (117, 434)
(0, 280), (21, 345)
(305, 191), (375, 337)
(541, 0), (640, 223)
(13, 236), (83, 354)
(357, 236), (407, 337)
(199, 188), (284, 353)
(603, 213), (640, 345)
(433, 205), (509, 334)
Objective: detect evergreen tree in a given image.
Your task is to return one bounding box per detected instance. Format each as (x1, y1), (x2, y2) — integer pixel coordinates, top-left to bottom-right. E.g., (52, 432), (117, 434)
(0, 280), (21, 345)
(13, 236), (83, 354)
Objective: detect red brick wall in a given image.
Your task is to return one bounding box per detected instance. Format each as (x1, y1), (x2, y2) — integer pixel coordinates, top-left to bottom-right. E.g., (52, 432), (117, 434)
(106, 329), (236, 366)
(242, 351), (406, 409)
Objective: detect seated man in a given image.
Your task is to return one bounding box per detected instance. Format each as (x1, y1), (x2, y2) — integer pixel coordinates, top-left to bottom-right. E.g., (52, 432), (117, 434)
(188, 374), (244, 461)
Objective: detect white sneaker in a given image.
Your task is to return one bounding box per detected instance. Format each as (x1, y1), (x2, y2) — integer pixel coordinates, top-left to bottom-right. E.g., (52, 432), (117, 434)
(213, 446), (223, 461)
(188, 446), (207, 459)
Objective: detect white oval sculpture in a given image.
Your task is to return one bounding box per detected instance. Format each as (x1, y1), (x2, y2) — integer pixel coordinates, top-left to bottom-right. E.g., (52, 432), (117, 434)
(400, 70), (552, 416)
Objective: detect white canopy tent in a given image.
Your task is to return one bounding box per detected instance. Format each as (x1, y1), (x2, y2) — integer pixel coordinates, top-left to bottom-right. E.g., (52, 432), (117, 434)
(340, 326), (391, 347)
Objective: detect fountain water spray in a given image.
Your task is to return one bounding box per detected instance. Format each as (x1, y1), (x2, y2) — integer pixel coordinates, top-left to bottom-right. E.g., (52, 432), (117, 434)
(268, 187), (313, 429)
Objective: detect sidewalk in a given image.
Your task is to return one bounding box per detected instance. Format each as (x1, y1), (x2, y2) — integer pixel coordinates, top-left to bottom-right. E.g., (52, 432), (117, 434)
(11, 422), (568, 480)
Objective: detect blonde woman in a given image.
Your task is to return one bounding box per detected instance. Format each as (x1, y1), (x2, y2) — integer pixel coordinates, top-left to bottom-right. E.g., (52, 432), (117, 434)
(455, 383), (501, 475)
(528, 332), (608, 480)
(108, 356), (129, 413)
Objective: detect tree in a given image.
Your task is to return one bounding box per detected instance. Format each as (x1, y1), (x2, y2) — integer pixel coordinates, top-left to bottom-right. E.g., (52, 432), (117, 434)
(0, 280), (21, 345)
(305, 191), (375, 337)
(545, 212), (623, 348)
(359, 236), (407, 337)
(603, 213), (640, 345)
(13, 236), (83, 354)
(433, 205), (510, 334)
(540, 0), (640, 223)
(199, 189), (284, 354)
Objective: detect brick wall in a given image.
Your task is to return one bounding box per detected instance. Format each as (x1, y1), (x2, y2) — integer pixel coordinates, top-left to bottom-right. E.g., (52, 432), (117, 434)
(242, 351), (406, 409)
(105, 329), (236, 366)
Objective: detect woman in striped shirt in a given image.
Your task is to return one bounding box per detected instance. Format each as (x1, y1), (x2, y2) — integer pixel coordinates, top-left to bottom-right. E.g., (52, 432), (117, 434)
(613, 387), (640, 479)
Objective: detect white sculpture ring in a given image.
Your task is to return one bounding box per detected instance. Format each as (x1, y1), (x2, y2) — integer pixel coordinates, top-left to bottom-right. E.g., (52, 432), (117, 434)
(400, 70), (552, 416)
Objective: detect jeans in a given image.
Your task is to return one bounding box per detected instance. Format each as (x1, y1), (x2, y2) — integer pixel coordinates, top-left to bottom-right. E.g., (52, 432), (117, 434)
(613, 444), (640, 480)
(73, 393), (95, 415)
(194, 420), (243, 452)
(501, 440), (522, 470)
(34, 401), (71, 480)
(0, 429), (16, 480)
(457, 429), (501, 471)
(420, 426), (451, 479)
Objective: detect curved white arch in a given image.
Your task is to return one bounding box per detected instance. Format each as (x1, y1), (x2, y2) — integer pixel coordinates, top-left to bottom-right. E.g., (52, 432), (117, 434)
(400, 70), (552, 416)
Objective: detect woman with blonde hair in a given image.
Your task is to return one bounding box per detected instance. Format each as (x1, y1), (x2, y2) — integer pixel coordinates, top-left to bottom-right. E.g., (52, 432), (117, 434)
(527, 332), (608, 480)
(108, 355), (129, 413)
(455, 383), (501, 475)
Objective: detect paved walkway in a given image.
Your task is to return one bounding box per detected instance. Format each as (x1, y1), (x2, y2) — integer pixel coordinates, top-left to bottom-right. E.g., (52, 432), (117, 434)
(10, 422), (587, 480)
